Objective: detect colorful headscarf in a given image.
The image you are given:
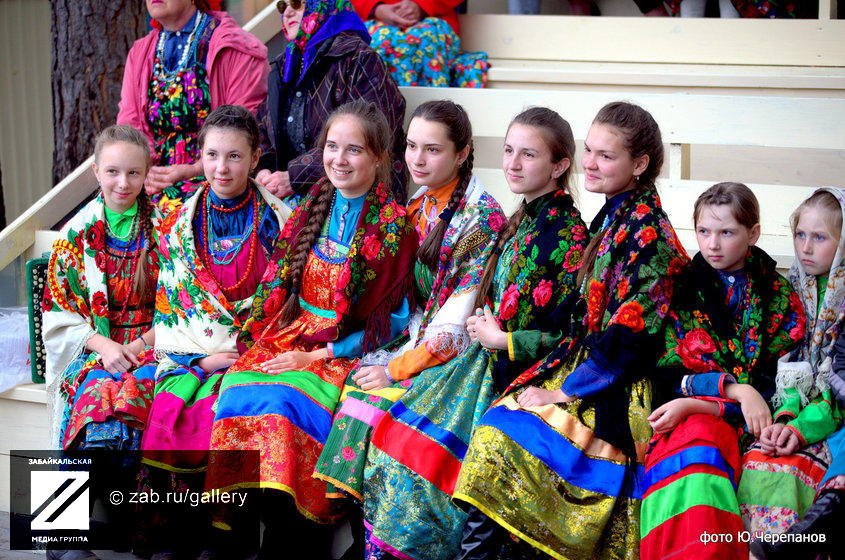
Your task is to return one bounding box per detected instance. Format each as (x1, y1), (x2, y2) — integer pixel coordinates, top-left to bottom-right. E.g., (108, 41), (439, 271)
(777, 187), (845, 405)
(282, 0), (369, 84)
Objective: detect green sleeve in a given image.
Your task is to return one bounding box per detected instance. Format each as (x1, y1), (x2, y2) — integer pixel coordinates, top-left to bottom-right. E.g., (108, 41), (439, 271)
(508, 329), (564, 362)
(785, 389), (842, 445)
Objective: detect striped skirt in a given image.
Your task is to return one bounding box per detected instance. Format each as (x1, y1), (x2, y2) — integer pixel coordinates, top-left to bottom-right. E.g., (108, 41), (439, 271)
(453, 379), (653, 560)
(363, 343), (496, 560)
(738, 440), (831, 534)
(640, 413), (746, 560)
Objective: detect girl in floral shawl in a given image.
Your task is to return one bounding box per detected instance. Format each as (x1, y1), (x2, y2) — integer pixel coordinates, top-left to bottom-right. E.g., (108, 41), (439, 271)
(639, 183), (805, 560)
(738, 187), (845, 535)
(453, 102), (689, 560)
(314, 100), (505, 498)
(137, 106), (290, 557)
(44, 125), (159, 452)
(204, 100), (418, 558)
(357, 107), (586, 560)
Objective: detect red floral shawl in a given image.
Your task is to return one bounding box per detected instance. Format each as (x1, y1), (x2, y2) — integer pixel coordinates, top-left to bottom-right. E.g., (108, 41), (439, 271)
(241, 178), (418, 349)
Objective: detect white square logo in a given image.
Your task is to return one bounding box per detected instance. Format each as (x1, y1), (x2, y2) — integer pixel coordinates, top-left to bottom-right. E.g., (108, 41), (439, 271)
(30, 471), (89, 530)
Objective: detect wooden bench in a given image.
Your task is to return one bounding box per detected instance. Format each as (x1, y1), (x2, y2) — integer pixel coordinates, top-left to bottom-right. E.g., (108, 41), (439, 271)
(399, 86), (845, 269)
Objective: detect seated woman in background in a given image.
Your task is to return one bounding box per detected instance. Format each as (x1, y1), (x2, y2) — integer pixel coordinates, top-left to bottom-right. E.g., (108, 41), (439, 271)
(352, 0), (490, 88)
(118, 0), (269, 216)
(255, 0), (407, 203)
(738, 188), (845, 535)
(205, 100), (418, 560)
(640, 182), (805, 560)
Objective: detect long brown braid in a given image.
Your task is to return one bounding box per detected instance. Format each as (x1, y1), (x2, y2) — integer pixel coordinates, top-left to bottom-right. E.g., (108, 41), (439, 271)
(576, 101), (664, 288)
(473, 107), (577, 309)
(275, 178), (334, 329)
(275, 99), (392, 330)
(93, 124), (154, 302)
(411, 100), (476, 271)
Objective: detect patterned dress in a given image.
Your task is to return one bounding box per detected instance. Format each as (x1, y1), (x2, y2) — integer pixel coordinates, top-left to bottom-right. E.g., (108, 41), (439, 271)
(204, 179), (418, 524)
(146, 11), (215, 215)
(141, 184), (287, 469)
(43, 197), (160, 452)
(738, 187), (845, 535)
(361, 190), (586, 560)
(639, 249), (805, 560)
(366, 18), (489, 88)
(314, 176), (505, 501)
(453, 188), (688, 560)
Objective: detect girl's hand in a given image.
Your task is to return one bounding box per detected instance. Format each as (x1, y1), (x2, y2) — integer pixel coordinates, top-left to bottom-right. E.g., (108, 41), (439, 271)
(774, 426), (801, 456)
(255, 170), (292, 198)
(474, 306), (507, 351)
(726, 383), (772, 438)
(352, 365), (392, 391)
(260, 349), (325, 374)
(197, 352), (240, 373)
(648, 398), (693, 434)
(97, 338), (140, 374)
(144, 163), (200, 194)
(517, 386), (573, 408)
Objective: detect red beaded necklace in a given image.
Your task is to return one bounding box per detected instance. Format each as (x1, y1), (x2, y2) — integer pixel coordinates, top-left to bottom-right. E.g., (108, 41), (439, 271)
(199, 186), (261, 297)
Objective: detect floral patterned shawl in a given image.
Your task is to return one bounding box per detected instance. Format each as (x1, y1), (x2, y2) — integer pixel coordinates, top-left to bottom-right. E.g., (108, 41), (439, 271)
(242, 178), (418, 350)
(367, 175), (506, 364)
(489, 190), (587, 389)
(153, 182), (290, 368)
(513, 188), (689, 455)
(659, 248), (805, 402)
(42, 195), (157, 446)
(777, 187), (845, 405)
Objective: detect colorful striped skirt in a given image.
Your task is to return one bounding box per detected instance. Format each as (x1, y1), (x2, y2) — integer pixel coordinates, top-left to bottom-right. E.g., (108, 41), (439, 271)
(738, 440), (831, 534)
(314, 380), (412, 500)
(205, 331), (354, 523)
(640, 413), (746, 560)
(140, 363), (223, 471)
(453, 379), (653, 560)
(361, 343), (496, 560)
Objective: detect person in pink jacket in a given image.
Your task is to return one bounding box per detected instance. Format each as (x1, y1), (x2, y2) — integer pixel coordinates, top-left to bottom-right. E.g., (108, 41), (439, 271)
(118, 0), (269, 216)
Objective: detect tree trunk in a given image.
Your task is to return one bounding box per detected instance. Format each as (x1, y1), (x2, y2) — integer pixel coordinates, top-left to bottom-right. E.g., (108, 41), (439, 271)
(0, 155), (6, 229)
(51, 1), (146, 185)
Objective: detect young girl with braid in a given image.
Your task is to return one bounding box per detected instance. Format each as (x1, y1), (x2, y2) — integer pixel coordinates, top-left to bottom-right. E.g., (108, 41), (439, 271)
(204, 100), (418, 558)
(44, 124), (159, 453)
(138, 105), (290, 558)
(453, 102), (688, 560)
(43, 125), (159, 560)
(358, 106), (586, 560)
(312, 100), (508, 558)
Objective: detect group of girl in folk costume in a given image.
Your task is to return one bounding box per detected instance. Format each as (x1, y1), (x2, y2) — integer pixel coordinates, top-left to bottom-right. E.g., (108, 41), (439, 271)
(43, 95), (843, 560)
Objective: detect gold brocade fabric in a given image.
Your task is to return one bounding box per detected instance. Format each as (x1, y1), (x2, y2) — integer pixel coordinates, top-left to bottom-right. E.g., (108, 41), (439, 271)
(453, 351), (652, 560)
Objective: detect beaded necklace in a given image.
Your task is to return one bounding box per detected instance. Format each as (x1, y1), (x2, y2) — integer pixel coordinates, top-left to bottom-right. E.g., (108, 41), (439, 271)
(105, 222), (146, 319)
(153, 11), (207, 80)
(198, 187), (261, 294)
(204, 189), (256, 266)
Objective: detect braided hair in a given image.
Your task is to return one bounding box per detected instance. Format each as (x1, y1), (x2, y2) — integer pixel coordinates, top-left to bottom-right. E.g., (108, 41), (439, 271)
(576, 101), (664, 288)
(473, 107), (577, 309)
(93, 124), (154, 301)
(410, 100), (475, 271)
(275, 99), (392, 330)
